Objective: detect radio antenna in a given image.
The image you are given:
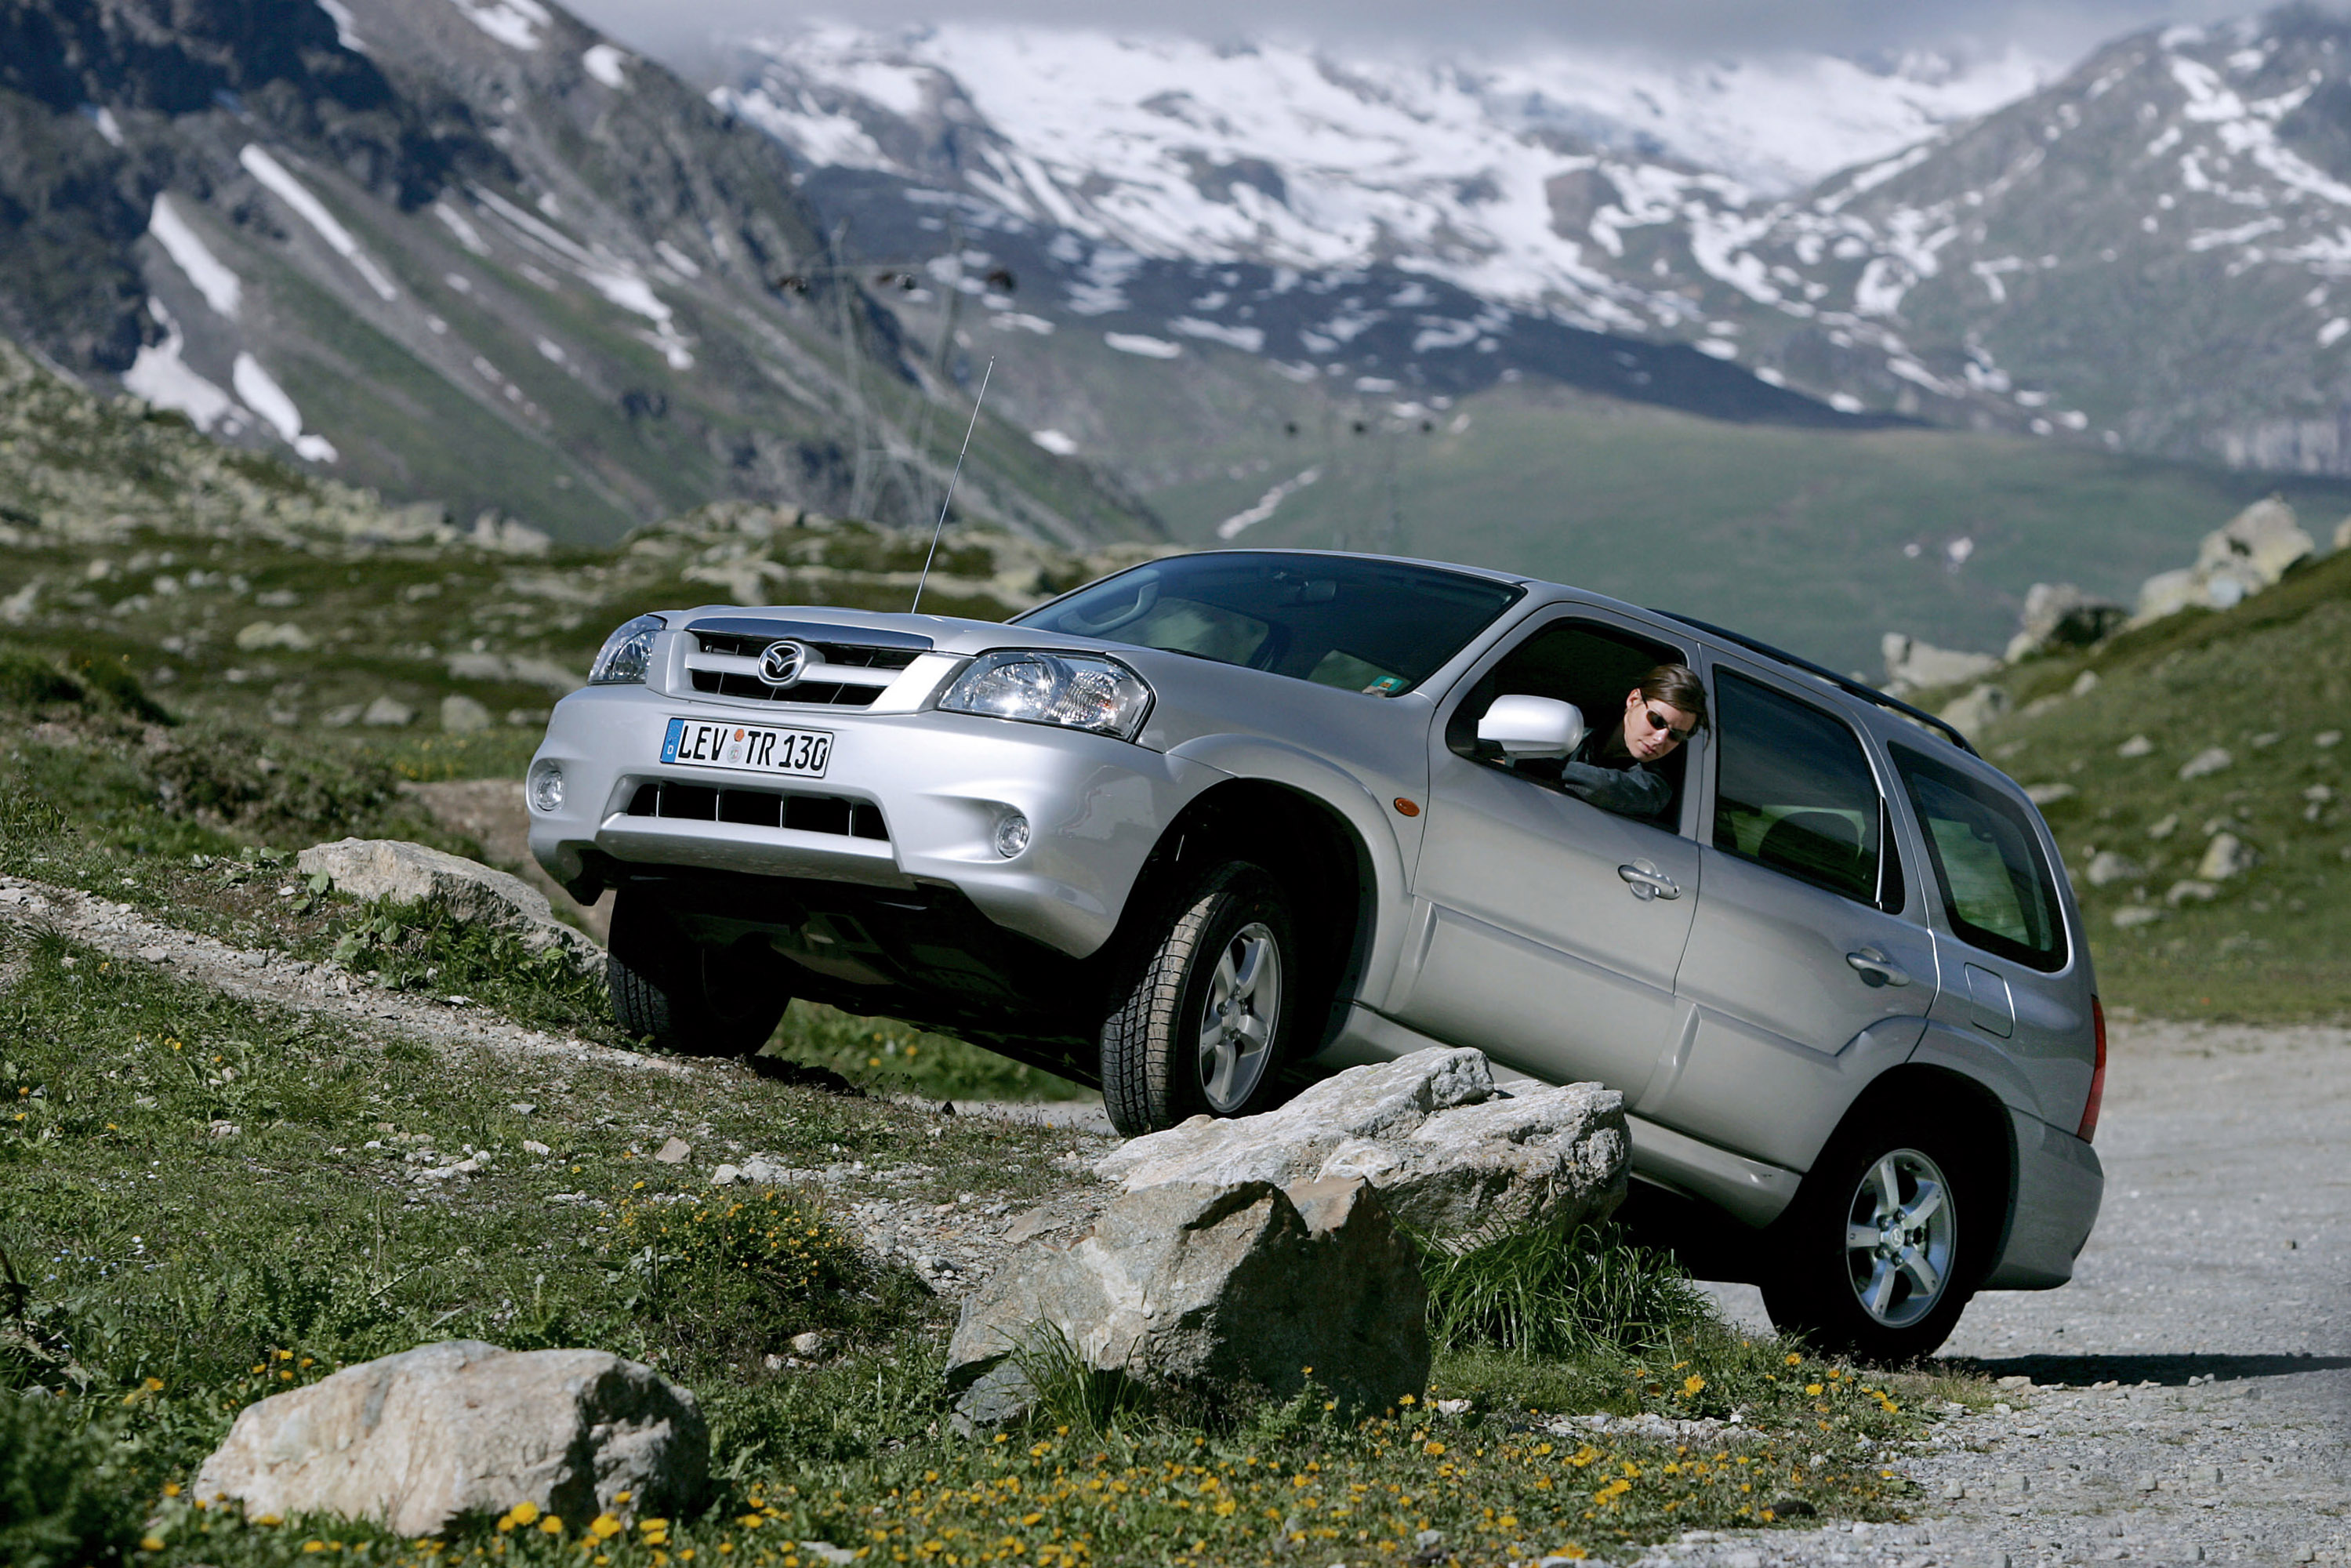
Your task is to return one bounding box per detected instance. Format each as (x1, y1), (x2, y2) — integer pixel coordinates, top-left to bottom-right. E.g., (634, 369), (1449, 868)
(911, 355), (995, 615)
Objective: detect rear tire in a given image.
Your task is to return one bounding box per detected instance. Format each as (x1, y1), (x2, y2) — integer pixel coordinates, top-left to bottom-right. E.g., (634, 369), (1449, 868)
(1761, 1117), (1980, 1363)
(607, 890), (789, 1058)
(1100, 862), (1299, 1137)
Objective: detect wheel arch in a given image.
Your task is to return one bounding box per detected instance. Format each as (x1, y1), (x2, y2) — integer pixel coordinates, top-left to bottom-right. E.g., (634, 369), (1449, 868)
(1113, 771), (1390, 1054)
(1828, 1061), (2019, 1292)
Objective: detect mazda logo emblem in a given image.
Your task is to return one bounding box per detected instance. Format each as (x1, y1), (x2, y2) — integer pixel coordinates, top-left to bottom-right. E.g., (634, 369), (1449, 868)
(756, 640), (811, 688)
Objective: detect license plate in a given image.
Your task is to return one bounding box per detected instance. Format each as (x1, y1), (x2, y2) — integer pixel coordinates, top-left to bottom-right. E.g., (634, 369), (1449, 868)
(660, 717), (833, 778)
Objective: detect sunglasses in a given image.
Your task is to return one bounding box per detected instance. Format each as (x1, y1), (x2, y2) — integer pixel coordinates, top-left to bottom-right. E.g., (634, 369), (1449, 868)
(1643, 707), (1697, 742)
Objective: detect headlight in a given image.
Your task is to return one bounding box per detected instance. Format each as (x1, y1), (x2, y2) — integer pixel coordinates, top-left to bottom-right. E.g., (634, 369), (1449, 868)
(939, 651), (1153, 740)
(588, 614), (665, 685)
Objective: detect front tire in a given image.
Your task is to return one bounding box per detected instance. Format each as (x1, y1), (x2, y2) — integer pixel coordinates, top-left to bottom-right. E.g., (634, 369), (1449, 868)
(1761, 1123), (1978, 1363)
(1100, 862), (1299, 1137)
(607, 890), (790, 1058)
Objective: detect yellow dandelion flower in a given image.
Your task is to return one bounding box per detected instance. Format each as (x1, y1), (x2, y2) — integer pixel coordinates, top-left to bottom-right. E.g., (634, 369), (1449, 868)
(539, 1515), (565, 1535)
(1682, 1375), (1706, 1398)
(590, 1514), (625, 1540)
(140, 1536), (166, 1552)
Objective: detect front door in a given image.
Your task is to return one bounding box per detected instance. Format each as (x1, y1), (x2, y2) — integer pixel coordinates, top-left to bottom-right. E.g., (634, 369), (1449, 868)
(1395, 613), (1702, 1094)
(1649, 662), (1940, 1171)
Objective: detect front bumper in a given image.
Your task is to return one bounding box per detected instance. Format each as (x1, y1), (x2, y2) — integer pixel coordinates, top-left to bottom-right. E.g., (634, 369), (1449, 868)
(526, 684), (1213, 959)
(1983, 1108), (2105, 1290)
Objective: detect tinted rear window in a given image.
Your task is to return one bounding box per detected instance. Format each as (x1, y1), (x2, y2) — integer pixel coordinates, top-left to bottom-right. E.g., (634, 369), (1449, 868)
(1014, 554), (1523, 694)
(1712, 670), (1897, 909)
(1892, 746), (2069, 972)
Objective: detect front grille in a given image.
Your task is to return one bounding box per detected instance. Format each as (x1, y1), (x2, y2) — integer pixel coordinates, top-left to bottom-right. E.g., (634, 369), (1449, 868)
(624, 781), (888, 842)
(685, 631), (923, 710)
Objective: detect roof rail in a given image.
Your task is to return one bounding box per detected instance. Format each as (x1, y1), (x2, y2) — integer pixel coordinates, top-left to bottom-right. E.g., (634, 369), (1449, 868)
(1651, 612), (1979, 757)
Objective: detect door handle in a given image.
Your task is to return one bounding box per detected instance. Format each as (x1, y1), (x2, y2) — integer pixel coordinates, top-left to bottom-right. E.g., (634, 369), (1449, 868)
(1616, 863), (1681, 901)
(1845, 948), (1912, 988)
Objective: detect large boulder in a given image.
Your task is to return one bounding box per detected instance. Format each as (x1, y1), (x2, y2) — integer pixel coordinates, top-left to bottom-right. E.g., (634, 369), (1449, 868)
(2136, 498), (2316, 624)
(1881, 633), (1999, 696)
(193, 1341), (706, 1535)
(296, 838), (598, 967)
(946, 1177), (1428, 1425)
(2004, 583), (2128, 662)
(1094, 1048), (1627, 1243)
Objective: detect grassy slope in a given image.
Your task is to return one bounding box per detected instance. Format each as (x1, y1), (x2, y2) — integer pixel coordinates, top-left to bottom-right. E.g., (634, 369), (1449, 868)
(1136, 375), (2351, 676)
(1932, 549), (2351, 1022)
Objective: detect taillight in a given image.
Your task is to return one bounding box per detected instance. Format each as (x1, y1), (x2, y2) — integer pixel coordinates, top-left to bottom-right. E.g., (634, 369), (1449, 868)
(2077, 995), (2107, 1143)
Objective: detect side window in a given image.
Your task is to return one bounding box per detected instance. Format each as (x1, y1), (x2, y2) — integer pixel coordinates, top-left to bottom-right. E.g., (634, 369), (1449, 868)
(1711, 670), (1896, 909)
(1891, 746), (2069, 972)
(1444, 617), (1691, 821)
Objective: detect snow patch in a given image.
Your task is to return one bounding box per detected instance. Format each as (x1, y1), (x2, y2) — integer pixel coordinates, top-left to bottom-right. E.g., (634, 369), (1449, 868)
(316, 0), (363, 51)
(582, 44), (629, 89)
(1030, 429), (1079, 456)
(1105, 331), (1181, 359)
(990, 311), (1055, 334)
(2320, 318), (2350, 348)
(148, 195), (242, 319)
(239, 145), (397, 300)
(1216, 466), (1321, 539)
(82, 105), (125, 146)
(122, 303), (234, 431)
(449, 0), (550, 51)
(230, 353), (337, 462)
(434, 201), (492, 257)
(1169, 317), (1264, 352)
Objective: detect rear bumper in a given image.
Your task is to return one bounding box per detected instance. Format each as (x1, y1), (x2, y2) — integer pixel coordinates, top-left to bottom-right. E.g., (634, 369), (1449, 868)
(1983, 1108), (2104, 1290)
(526, 684), (1211, 959)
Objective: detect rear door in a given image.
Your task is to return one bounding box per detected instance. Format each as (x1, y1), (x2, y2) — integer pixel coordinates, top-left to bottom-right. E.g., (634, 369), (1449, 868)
(1395, 610), (1703, 1094)
(1645, 660), (1940, 1171)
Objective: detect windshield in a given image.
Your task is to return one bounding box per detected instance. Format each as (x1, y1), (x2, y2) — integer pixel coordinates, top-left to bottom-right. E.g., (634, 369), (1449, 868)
(1014, 553), (1524, 695)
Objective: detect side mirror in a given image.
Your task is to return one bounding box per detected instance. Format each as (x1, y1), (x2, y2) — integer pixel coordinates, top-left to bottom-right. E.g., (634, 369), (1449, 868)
(1477, 695), (1585, 760)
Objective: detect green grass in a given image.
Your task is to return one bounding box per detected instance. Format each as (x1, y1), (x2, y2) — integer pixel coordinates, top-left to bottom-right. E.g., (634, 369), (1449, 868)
(1919, 547), (2351, 1022)
(1141, 376), (2351, 675)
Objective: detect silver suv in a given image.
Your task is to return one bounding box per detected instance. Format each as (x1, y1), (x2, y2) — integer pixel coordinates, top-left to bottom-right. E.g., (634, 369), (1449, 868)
(528, 550), (2104, 1359)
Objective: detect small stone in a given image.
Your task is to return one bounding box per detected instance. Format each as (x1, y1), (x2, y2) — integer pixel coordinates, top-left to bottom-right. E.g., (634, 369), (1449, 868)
(521, 1140), (551, 1156)
(2318, 730), (2343, 748)
(509, 1102), (538, 1116)
(2178, 746), (2233, 780)
(761, 1353), (784, 1372)
(1994, 1472), (2030, 1494)
(2070, 670), (2101, 696)
(2112, 906), (2163, 930)
(796, 1546), (854, 1568)
(209, 1120), (241, 1139)
(1723, 1552), (1763, 1568)
(1996, 1374), (2034, 1389)
(2197, 832), (2258, 880)
(2165, 879), (2220, 906)
(2117, 734), (2153, 757)
(361, 695), (418, 728)
(2086, 850), (2145, 886)
(1941, 1479), (1966, 1499)
(788, 1331), (832, 1357)
(2187, 1463), (2221, 1486)
(137, 944), (169, 962)
(710, 1163), (741, 1186)
(2134, 1472), (2159, 1492)
(2026, 782), (2077, 806)
(441, 694), (494, 733)
(2147, 812), (2179, 839)
(653, 1137), (691, 1164)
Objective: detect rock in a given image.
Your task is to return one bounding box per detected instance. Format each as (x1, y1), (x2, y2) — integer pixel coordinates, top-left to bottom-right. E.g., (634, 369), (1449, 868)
(234, 620), (314, 652)
(1881, 633), (1999, 695)
(2136, 499), (2315, 625)
(653, 1137), (691, 1164)
(2086, 851), (2144, 887)
(787, 1331), (831, 1356)
(192, 1341), (706, 1536)
(441, 694), (494, 733)
(522, 1140), (551, 1156)
(2025, 782), (2076, 806)
(2005, 583), (2128, 662)
(321, 702), (363, 728)
(945, 1177), (1428, 1425)
(796, 1545), (854, 1567)
(1095, 1048), (1627, 1242)
(2148, 812), (2180, 840)
(1939, 683), (2012, 742)
(361, 695), (417, 728)
(2179, 747), (2233, 781)
(295, 838), (598, 969)
(2197, 833), (2258, 881)
(2070, 669), (2101, 697)
(2165, 880), (2220, 906)
(2319, 730), (2343, 749)
(710, 1163), (742, 1186)
(2117, 734), (2153, 757)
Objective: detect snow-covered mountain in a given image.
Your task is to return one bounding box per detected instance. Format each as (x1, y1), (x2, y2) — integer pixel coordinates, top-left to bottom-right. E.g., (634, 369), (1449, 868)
(717, 13), (2351, 475)
(718, 26), (2048, 332)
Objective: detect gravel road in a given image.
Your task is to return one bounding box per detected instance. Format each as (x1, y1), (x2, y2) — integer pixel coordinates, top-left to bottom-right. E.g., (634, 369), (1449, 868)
(1680, 1014), (2350, 1568)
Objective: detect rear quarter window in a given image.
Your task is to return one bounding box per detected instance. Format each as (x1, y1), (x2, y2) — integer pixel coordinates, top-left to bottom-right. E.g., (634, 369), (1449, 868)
(1891, 745), (2069, 972)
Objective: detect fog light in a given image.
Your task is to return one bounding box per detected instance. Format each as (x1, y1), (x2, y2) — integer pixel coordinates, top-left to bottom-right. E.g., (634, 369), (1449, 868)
(528, 762), (564, 814)
(993, 811), (1031, 859)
